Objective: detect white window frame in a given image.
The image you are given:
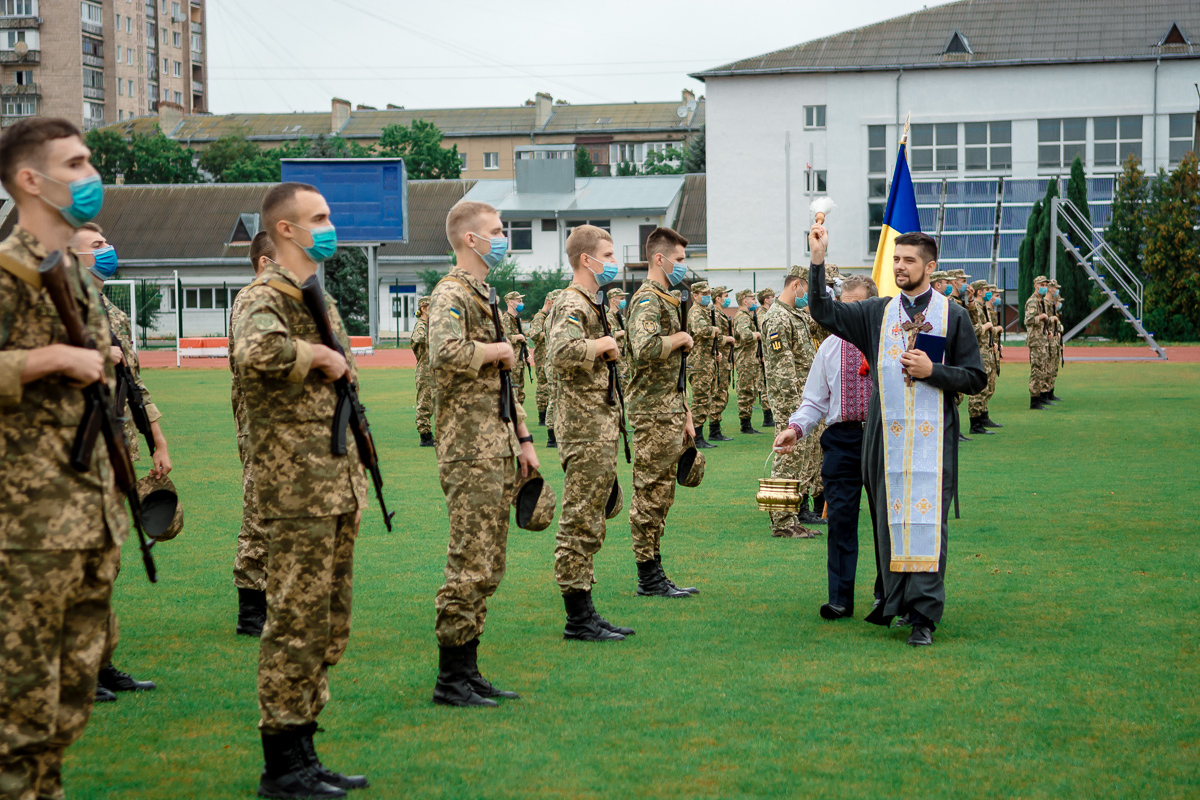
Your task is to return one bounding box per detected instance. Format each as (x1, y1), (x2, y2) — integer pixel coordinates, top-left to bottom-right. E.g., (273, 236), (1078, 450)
(1167, 114), (1195, 166)
(1, 0), (36, 17)
(80, 1), (102, 25)
(964, 121), (1012, 172)
(911, 123), (958, 173)
(502, 220), (533, 252)
(1038, 118), (1085, 171)
(172, 30), (180, 48)
(483, 152), (499, 170)
(804, 105), (826, 130)
(1093, 116), (1142, 169)
(173, 60), (181, 77)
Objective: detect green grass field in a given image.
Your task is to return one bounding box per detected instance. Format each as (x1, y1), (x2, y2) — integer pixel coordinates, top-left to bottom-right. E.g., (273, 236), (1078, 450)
(69, 362), (1199, 799)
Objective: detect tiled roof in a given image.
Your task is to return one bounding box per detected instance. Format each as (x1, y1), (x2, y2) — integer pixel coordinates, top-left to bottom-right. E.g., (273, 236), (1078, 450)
(693, 0), (1200, 77)
(673, 174), (707, 247)
(105, 113), (333, 142)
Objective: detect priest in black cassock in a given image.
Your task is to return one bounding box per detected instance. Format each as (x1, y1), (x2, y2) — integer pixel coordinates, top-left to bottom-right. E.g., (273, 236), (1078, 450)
(804, 224), (985, 646)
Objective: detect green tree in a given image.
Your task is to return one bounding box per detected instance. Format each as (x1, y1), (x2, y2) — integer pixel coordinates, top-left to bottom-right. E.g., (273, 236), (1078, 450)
(135, 282), (163, 347)
(417, 266), (447, 294)
(615, 161), (638, 177)
(1017, 198), (1042, 315)
(124, 127), (201, 184)
(1141, 152), (1200, 341)
(1095, 154), (1148, 340)
(197, 134), (260, 182)
(1033, 179), (1060, 285)
(575, 146), (597, 178)
(1059, 155), (1093, 330)
(682, 125), (706, 173)
(85, 128), (132, 183)
(485, 256), (520, 299)
(376, 120), (461, 179)
(324, 247), (369, 335)
(220, 148), (284, 183)
(523, 267), (569, 317)
(642, 147), (685, 175)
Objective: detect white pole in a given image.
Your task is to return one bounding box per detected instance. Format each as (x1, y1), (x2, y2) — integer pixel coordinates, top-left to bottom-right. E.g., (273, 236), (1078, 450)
(174, 269), (180, 368)
(784, 131), (792, 268)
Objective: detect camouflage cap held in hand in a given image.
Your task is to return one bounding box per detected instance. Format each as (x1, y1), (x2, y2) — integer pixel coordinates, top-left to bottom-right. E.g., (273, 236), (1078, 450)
(513, 468), (557, 531)
(137, 473), (184, 542)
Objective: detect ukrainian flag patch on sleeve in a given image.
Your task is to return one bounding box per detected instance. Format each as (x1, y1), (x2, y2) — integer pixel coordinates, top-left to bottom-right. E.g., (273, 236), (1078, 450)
(637, 297), (651, 306)
(449, 308), (461, 319)
(567, 314), (581, 326)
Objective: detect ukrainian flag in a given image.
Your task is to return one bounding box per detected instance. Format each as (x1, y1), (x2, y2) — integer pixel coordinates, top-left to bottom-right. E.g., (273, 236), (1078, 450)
(870, 138), (921, 298)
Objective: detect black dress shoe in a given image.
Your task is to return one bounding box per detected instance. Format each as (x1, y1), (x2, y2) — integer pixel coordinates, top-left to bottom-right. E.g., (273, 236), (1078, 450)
(98, 664), (155, 692)
(907, 625), (934, 647)
(95, 685), (117, 703)
(819, 603), (853, 620)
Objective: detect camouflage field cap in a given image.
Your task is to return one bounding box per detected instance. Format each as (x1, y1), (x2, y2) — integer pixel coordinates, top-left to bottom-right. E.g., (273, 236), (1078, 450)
(825, 264), (842, 286)
(503, 291), (525, 302)
(513, 467), (557, 531)
(1033, 275), (1049, 284)
(677, 435), (706, 488)
(1049, 279), (1060, 288)
(930, 271), (950, 281)
(757, 288), (775, 302)
(949, 269), (969, 279)
(605, 477), (623, 521)
(987, 284), (999, 292)
(691, 280), (710, 293)
(137, 472), (183, 542)
(711, 285), (729, 296)
(607, 288), (627, 298)
(785, 265), (807, 279)
(418, 295), (431, 308)
(736, 289), (755, 303)
(970, 279), (989, 291)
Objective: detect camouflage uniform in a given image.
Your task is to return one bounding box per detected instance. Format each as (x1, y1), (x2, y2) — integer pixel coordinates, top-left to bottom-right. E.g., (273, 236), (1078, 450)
(712, 295), (734, 423)
(1048, 284), (1063, 390)
(528, 306), (550, 417)
(987, 286), (1003, 392)
(967, 289), (997, 419)
(232, 261), (368, 734)
(761, 294), (816, 534)
(754, 292), (773, 416)
(625, 278), (687, 563)
(429, 268), (527, 646)
(796, 305), (828, 498)
(685, 285), (717, 431)
(501, 307), (529, 405)
(0, 228), (126, 800)
(411, 299), (434, 436)
(732, 304), (763, 420)
(544, 291), (563, 432)
(1024, 286), (1052, 397)
(229, 285), (269, 593)
(548, 284), (620, 592)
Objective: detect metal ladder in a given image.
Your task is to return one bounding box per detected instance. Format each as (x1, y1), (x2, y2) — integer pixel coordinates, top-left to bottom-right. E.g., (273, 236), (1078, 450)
(1049, 197), (1168, 360)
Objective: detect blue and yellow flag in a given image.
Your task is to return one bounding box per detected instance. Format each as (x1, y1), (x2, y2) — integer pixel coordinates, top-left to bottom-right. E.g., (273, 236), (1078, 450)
(870, 139), (921, 298)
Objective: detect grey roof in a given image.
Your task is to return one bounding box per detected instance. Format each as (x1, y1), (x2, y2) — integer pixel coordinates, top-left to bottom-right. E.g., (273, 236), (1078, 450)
(673, 174), (706, 247)
(461, 175), (685, 218)
(693, 0), (1200, 78)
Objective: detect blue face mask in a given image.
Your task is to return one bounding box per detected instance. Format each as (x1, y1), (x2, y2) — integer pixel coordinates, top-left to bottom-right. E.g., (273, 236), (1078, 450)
(794, 293), (808, 309)
(39, 172), (104, 226)
(291, 223), (337, 263)
(660, 258), (687, 286)
(722, 297), (732, 308)
(586, 254), (619, 286)
(960, 284), (969, 295)
(471, 233), (508, 269)
(90, 245), (118, 280)
(618, 299), (627, 310)
(993, 297), (1001, 306)
(1038, 286), (1048, 296)
(750, 303), (759, 312)
(942, 285), (954, 297)
(700, 295), (712, 307)
(984, 291), (992, 302)
(515, 303), (525, 313)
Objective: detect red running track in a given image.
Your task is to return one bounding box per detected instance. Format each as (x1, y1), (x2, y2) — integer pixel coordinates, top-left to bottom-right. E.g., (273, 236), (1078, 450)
(139, 348), (417, 369)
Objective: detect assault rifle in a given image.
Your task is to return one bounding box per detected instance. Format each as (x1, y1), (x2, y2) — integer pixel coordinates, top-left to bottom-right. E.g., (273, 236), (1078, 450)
(513, 313), (533, 383)
(596, 289), (632, 464)
(299, 276), (395, 533)
(676, 288), (690, 393)
(111, 334), (155, 455)
(749, 311), (767, 403)
(487, 286), (520, 426)
(40, 251), (157, 583)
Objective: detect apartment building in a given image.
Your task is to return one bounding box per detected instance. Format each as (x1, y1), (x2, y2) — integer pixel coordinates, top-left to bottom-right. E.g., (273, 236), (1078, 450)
(0, 0), (206, 132)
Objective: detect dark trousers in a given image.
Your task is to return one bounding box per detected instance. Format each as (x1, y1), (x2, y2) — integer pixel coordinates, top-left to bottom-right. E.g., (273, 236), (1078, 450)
(820, 422), (867, 609)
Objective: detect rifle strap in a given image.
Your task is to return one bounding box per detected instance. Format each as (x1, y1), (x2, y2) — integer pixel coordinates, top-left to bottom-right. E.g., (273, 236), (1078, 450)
(255, 276), (303, 302)
(567, 286), (603, 323)
(634, 285), (679, 307)
(438, 275), (493, 319)
(0, 252), (41, 289)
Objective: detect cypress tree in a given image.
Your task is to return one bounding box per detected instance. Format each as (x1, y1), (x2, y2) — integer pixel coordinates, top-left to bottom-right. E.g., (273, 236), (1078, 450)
(1017, 198), (1042, 322)
(1058, 156), (1093, 330)
(1033, 180), (1059, 285)
(1142, 153), (1200, 340)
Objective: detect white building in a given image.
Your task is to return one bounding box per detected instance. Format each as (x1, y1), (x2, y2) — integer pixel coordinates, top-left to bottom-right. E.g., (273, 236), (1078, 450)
(692, 0), (1200, 295)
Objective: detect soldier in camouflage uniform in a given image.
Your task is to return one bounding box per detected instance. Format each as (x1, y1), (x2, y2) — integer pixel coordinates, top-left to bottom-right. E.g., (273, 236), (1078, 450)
(966, 279), (998, 435)
(709, 286), (735, 441)
(761, 265), (821, 539)
(502, 290), (531, 405)
(755, 288), (775, 427)
(1024, 275), (1053, 410)
(797, 267), (838, 520)
(429, 201), (540, 707)
(1046, 280), (1064, 403)
(234, 183), (371, 797)
(543, 289), (563, 448)
(732, 289), (764, 434)
(412, 295), (435, 447)
(70, 223), (169, 699)
(626, 227), (699, 599)
(548, 225), (632, 641)
(606, 288), (628, 378)
(685, 280), (718, 449)
(528, 293), (552, 426)
(228, 231), (274, 639)
(0, 118), (127, 800)
(983, 283), (1004, 429)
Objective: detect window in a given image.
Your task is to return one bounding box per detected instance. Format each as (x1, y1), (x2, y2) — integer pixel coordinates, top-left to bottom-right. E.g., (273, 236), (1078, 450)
(127, 47), (133, 64)
(457, 152), (467, 168)
(184, 287), (229, 310)
(83, 101), (104, 122)
(1168, 114), (1195, 165)
(172, 60), (181, 77)
(115, 13), (120, 28)
(126, 16), (132, 33)
(171, 1), (179, 17)
(3, 98), (35, 116)
(173, 90), (181, 104)
(82, 67), (103, 89)
(14, 69), (32, 85)
(172, 30), (180, 47)
(483, 152), (499, 170)
(1038, 117), (1085, 169)
(160, 0), (166, 13)
(503, 220), (532, 251)
(911, 123), (957, 171)
(1094, 116), (1142, 167)
(81, 36), (102, 57)
(116, 45), (123, 61)
(127, 78), (133, 95)
(81, 1), (102, 25)
(191, 33), (201, 52)
(804, 105), (826, 129)
(5, 30), (23, 48)
(541, 219), (557, 232)
(161, 85), (168, 100)
(805, 169), (827, 193)
(867, 125), (888, 253)
(964, 121), (1011, 170)
(565, 219), (612, 234)
(162, 56), (168, 71)
(161, 27), (168, 44)
(611, 142), (641, 165)
(1, 0), (35, 16)
(117, 79), (123, 96)
(868, 124), (886, 174)
(118, 109), (123, 120)
(146, 21), (154, 40)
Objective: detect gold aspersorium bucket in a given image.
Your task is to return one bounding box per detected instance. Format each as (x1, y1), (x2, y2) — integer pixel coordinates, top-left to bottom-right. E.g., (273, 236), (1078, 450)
(757, 451), (801, 512)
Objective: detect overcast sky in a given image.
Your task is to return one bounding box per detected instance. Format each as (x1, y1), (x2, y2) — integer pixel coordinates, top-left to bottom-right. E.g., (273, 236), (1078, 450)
(205, 0), (959, 114)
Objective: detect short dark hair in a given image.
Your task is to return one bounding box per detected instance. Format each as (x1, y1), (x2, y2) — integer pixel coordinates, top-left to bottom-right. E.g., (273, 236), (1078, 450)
(645, 227), (689, 262)
(262, 182), (320, 246)
(249, 230), (276, 272)
(893, 232), (938, 263)
(0, 117), (84, 195)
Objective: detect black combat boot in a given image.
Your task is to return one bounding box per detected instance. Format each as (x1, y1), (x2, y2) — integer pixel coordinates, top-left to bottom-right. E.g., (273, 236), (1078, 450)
(295, 723), (368, 791)
(1049, 389), (1062, 402)
(419, 432), (434, 447)
(94, 685), (117, 703)
(1041, 391), (1058, 405)
(563, 591), (624, 641)
(709, 421), (733, 442)
(432, 643), (497, 708)
(803, 493), (827, 525)
(969, 416), (991, 435)
(693, 432), (716, 449)
(636, 559), (690, 598)
(547, 428), (557, 448)
(237, 587), (267, 637)
(740, 417), (761, 435)
(538, 410), (546, 426)
(958, 432), (972, 442)
(464, 638), (519, 700)
(1030, 395), (1043, 410)
(982, 414), (1003, 428)
(762, 409), (775, 427)
(585, 592), (634, 636)
(656, 553), (698, 595)
(258, 729), (346, 799)
(97, 664), (155, 692)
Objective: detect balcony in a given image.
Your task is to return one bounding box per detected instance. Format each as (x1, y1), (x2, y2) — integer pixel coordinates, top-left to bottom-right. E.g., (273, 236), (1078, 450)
(83, 86), (104, 101)
(147, 65), (158, 80)
(82, 21), (102, 36)
(82, 53), (103, 68)
(146, 2), (154, 17)
(0, 16), (41, 29)
(192, 80), (203, 94)
(0, 49), (39, 64)
(0, 83), (39, 96)
(83, 118), (105, 132)
(190, 21), (201, 33)
(171, 13), (185, 22)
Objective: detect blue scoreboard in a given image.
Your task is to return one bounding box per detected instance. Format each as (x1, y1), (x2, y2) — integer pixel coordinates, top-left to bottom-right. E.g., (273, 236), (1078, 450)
(280, 158), (408, 244)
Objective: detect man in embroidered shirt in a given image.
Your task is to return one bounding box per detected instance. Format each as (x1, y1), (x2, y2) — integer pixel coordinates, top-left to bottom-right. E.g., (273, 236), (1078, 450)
(806, 226), (985, 647)
(774, 276), (880, 620)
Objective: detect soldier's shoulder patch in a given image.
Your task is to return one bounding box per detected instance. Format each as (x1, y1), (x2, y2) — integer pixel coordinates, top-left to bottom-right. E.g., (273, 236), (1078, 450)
(567, 313), (581, 326)
(637, 319), (657, 334)
(767, 330), (780, 339)
(770, 339), (783, 352)
(448, 307), (461, 319)
(637, 296), (652, 306)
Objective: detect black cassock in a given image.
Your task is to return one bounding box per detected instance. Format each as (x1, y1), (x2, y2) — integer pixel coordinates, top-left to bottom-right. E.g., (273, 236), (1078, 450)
(809, 263), (985, 626)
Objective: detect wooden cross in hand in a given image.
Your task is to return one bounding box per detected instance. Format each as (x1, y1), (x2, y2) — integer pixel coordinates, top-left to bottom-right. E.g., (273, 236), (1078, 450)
(900, 313), (932, 385)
